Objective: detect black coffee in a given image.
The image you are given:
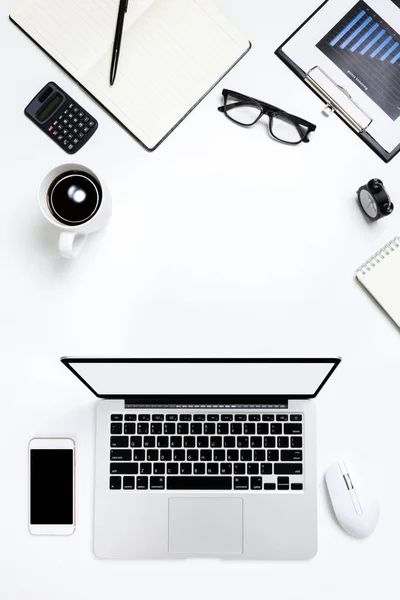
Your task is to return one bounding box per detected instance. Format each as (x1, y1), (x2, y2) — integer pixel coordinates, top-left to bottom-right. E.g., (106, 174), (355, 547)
(47, 170), (102, 225)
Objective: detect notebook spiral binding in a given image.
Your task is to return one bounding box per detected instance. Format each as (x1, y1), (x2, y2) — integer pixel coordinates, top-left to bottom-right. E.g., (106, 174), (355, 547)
(357, 237), (400, 276)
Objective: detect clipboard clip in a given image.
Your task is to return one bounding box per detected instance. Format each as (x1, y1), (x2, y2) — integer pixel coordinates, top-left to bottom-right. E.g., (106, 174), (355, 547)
(306, 66), (373, 134)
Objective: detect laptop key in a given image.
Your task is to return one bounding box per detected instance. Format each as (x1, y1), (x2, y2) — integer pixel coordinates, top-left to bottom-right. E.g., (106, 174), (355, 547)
(110, 436), (129, 448)
(237, 436), (249, 448)
(170, 436), (182, 448)
(276, 414), (288, 421)
(257, 423), (269, 435)
(204, 423), (215, 435)
(140, 463), (151, 474)
(137, 476), (148, 490)
(166, 414), (178, 421)
(152, 414), (164, 421)
(248, 414), (261, 421)
(227, 449), (239, 461)
(187, 449), (198, 461)
(210, 436), (222, 448)
(184, 436), (196, 448)
(160, 450), (172, 461)
(150, 476), (165, 490)
(264, 483), (276, 490)
(110, 463), (138, 474)
(153, 463), (165, 474)
(173, 449), (185, 461)
(261, 463), (272, 475)
(177, 423), (189, 435)
(138, 414), (150, 421)
(111, 414), (123, 421)
(133, 450), (145, 461)
(207, 414), (219, 421)
(194, 463), (205, 474)
(124, 423), (135, 434)
(277, 436), (289, 448)
(291, 437), (302, 448)
(235, 414), (246, 421)
(110, 476), (121, 489)
(254, 449), (266, 461)
(167, 463), (178, 474)
(110, 450), (131, 461)
(291, 483), (303, 490)
(137, 423), (149, 434)
(147, 449), (158, 461)
(267, 450), (279, 461)
(262, 414), (274, 421)
(247, 463), (259, 475)
(271, 423), (282, 435)
(290, 414), (302, 421)
(244, 423), (255, 435)
(130, 436), (142, 447)
(250, 436), (262, 448)
(231, 423), (242, 434)
(217, 423), (228, 435)
(193, 414), (205, 421)
(125, 414), (136, 421)
(150, 423), (162, 435)
(179, 414), (191, 421)
(180, 463), (192, 474)
(221, 414), (233, 421)
(240, 450), (252, 461)
(264, 436), (276, 448)
(111, 423), (122, 434)
(197, 436), (209, 448)
(200, 449), (212, 461)
(167, 477), (232, 490)
(214, 450), (225, 461)
(207, 463), (218, 474)
(274, 463), (303, 475)
(123, 476), (135, 490)
(234, 463), (245, 474)
(144, 436), (156, 448)
(157, 436), (169, 448)
(285, 423), (302, 435)
(224, 436), (235, 448)
(191, 423), (202, 435)
(251, 476), (262, 490)
(234, 476), (249, 490)
(164, 423), (175, 435)
(220, 463), (232, 474)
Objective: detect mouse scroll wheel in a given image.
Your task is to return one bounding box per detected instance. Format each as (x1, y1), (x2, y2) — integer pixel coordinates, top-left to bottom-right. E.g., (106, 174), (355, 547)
(343, 473), (354, 490)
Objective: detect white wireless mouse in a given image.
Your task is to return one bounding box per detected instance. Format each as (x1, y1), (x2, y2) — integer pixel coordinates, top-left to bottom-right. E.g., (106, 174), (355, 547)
(325, 460), (379, 539)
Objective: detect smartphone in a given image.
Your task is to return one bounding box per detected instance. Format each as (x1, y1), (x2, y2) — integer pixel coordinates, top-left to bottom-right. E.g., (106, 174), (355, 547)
(29, 438), (76, 535)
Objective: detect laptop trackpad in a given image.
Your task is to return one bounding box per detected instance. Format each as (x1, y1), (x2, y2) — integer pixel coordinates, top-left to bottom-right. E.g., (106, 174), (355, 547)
(168, 497), (243, 555)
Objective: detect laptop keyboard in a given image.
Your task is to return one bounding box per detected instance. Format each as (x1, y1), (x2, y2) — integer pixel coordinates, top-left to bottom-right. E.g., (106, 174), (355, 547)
(109, 413), (303, 492)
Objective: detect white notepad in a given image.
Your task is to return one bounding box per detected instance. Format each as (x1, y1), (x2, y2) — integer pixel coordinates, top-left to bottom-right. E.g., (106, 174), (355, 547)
(356, 237), (400, 328)
(10, 0), (250, 150)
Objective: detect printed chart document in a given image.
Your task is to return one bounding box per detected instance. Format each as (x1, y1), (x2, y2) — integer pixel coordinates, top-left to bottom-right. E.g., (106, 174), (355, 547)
(10, 0), (250, 150)
(282, 0), (400, 153)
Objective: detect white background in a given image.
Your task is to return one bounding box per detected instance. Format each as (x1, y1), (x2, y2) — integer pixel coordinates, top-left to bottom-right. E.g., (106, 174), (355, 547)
(1, 0), (399, 598)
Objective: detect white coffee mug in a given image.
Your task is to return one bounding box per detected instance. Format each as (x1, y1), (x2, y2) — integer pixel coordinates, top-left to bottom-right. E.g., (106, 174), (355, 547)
(37, 163), (112, 258)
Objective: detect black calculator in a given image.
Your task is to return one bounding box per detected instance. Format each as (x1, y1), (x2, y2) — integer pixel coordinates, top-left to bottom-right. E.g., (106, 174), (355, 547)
(24, 82), (98, 154)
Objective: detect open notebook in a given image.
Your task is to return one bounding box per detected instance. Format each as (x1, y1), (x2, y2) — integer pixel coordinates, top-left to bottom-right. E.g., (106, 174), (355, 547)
(10, 0), (250, 150)
(356, 237), (400, 329)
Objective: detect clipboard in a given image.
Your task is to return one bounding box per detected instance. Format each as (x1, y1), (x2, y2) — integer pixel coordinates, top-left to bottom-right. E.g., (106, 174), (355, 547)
(275, 0), (400, 163)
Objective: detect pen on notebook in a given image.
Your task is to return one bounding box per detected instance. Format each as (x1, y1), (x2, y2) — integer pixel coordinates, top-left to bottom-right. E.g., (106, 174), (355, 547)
(110, 0), (130, 86)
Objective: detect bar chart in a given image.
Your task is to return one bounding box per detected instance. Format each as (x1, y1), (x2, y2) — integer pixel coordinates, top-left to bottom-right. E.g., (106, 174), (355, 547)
(317, 1), (400, 120)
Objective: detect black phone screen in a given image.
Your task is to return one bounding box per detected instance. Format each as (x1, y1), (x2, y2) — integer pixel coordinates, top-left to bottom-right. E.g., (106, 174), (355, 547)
(30, 449), (74, 525)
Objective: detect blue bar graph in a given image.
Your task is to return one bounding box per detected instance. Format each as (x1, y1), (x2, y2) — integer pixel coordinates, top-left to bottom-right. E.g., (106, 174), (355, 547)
(340, 16), (373, 49)
(390, 50), (400, 64)
(360, 29), (385, 54)
(350, 22), (379, 51)
(330, 10), (366, 46)
(380, 41), (399, 61)
(370, 35), (392, 58)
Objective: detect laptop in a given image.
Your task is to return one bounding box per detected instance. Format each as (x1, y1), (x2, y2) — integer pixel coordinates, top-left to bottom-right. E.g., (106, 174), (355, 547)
(62, 357), (340, 559)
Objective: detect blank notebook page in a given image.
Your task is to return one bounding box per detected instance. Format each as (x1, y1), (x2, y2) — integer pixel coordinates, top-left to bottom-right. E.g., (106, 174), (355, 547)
(11, 0), (250, 149)
(356, 237), (400, 329)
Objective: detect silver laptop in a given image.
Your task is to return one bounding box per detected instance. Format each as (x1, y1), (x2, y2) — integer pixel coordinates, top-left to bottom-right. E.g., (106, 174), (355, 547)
(62, 357), (340, 559)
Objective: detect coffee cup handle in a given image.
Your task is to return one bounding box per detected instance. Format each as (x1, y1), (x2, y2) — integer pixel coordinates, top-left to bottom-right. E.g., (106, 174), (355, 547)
(59, 231), (87, 259)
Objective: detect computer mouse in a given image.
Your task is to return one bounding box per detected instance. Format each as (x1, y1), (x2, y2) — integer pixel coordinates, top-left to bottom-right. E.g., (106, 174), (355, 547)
(325, 460), (379, 539)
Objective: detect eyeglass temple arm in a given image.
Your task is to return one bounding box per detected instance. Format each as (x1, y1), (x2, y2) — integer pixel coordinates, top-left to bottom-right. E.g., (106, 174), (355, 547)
(217, 101), (252, 113)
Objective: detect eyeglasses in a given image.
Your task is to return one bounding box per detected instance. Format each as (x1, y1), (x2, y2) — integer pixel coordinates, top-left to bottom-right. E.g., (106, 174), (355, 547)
(218, 89), (317, 145)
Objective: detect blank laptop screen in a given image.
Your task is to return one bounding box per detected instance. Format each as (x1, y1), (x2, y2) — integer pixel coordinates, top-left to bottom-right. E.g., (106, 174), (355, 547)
(63, 359), (339, 401)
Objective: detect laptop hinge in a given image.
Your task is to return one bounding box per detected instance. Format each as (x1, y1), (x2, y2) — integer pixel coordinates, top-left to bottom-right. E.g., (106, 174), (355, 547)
(124, 400), (289, 409)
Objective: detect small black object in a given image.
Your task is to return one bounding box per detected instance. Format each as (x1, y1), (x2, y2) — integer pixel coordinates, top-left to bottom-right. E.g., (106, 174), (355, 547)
(24, 82), (98, 154)
(357, 179), (394, 221)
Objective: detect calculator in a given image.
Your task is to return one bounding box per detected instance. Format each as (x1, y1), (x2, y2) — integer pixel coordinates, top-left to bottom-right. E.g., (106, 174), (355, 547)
(24, 82), (98, 154)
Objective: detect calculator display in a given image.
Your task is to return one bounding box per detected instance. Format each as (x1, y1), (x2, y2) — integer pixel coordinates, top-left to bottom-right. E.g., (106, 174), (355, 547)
(36, 93), (63, 122)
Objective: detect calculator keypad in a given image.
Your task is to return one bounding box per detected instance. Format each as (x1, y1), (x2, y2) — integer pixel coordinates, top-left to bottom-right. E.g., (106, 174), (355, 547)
(46, 101), (97, 154)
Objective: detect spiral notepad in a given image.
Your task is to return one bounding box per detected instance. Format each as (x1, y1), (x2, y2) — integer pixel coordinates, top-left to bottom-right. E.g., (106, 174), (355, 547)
(356, 237), (400, 328)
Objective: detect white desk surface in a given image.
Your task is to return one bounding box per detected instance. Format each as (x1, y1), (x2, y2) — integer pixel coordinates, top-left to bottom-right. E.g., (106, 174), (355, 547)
(1, 0), (399, 597)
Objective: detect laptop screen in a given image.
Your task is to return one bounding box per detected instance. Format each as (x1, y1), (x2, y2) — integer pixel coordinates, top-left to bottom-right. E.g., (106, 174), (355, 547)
(61, 358), (340, 402)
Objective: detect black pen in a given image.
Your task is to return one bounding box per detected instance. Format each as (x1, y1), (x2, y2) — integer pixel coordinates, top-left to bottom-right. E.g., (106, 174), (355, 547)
(110, 0), (129, 86)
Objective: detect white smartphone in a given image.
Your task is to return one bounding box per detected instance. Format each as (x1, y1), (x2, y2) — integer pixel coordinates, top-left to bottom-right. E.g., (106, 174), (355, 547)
(29, 438), (76, 535)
